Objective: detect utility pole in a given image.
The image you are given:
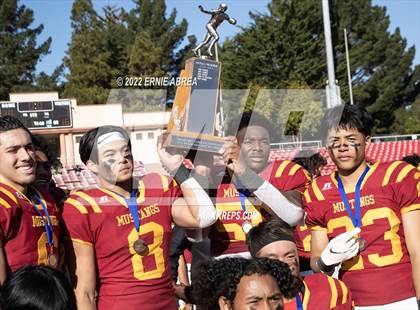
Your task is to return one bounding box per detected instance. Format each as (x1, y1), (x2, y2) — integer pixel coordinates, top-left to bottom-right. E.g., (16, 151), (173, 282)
(344, 28), (354, 105)
(322, 0), (341, 108)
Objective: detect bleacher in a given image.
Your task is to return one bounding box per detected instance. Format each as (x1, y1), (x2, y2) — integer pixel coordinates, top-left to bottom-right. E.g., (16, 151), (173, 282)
(53, 139), (419, 189)
(52, 161), (148, 191)
(270, 139), (420, 175)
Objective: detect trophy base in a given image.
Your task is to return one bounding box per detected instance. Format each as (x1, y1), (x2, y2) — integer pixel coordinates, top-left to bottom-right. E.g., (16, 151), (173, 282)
(162, 131), (224, 153)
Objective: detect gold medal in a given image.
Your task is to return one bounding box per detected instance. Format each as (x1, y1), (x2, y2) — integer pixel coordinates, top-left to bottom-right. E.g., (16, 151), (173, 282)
(241, 221), (253, 234)
(48, 253), (58, 267)
(133, 238), (148, 256)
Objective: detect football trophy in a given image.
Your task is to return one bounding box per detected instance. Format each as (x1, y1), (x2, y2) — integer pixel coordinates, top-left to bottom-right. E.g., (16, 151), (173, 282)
(163, 4), (237, 153)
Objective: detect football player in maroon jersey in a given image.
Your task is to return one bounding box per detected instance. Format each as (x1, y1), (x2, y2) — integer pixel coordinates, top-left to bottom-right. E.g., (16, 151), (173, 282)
(247, 219), (353, 309)
(208, 111), (309, 258)
(62, 125), (216, 310)
(305, 104), (419, 309)
(0, 116), (62, 284)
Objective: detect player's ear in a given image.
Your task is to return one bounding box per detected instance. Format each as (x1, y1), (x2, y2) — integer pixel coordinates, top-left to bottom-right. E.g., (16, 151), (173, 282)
(218, 296), (233, 310)
(365, 135), (371, 147)
(85, 160), (98, 173)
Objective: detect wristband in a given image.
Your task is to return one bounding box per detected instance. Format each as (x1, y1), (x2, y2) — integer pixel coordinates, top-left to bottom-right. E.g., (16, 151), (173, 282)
(233, 167), (264, 192)
(173, 164), (191, 185)
(316, 257), (337, 274)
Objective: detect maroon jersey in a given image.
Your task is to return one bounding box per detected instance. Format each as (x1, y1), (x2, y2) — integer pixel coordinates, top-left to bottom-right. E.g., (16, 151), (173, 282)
(0, 183), (61, 272)
(62, 173), (180, 310)
(285, 273), (353, 310)
(304, 161), (420, 306)
(210, 160), (310, 256)
(294, 219), (312, 261)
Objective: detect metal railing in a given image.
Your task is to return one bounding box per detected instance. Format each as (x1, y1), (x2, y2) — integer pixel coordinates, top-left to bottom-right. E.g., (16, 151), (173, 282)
(270, 140), (323, 150)
(270, 134), (418, 150)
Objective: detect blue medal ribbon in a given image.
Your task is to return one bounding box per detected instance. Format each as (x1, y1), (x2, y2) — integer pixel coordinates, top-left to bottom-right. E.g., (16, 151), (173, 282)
(296, 292), (304, 310)
(126, 191), (140, 233)
(32, 192), (54, 248)
(336, 165), (370, 228)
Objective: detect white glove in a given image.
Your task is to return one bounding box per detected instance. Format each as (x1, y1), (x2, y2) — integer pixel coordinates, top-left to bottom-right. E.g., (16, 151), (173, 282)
(320, 227), (361, 267)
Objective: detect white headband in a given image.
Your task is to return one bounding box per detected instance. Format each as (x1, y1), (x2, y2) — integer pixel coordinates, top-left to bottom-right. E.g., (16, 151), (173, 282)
(97, 131), (128, 149)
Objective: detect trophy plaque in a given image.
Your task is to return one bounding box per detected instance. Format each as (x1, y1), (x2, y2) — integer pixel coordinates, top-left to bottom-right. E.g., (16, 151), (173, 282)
(163, 57), (225, 153)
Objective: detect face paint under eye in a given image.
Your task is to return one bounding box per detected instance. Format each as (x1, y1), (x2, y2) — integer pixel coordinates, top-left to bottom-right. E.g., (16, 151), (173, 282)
(103, 159), (116, 172)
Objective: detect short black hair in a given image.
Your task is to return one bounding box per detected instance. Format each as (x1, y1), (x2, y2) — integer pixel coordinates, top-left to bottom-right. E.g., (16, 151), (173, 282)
(226, 111), (275, 138)
(320, 104), (373, 141)
(191, 257), (300, 309)
(79, 125), (131, 164)
(1, 265), (77, 310)
(402, 153), (420, 167)
(0, 116), (32, 143)
(247, 219), (295, 258)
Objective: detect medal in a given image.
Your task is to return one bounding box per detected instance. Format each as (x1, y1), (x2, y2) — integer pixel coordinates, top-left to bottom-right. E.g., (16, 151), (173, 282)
(241, 221), (253, 234)
(133, 238), (149, 256)
(48, 253), (58, 267)
(124, 190), (149, 256)
(337, 166), (370, 252)
(357, 237), (366, 252)
(32, 191), (58, 267)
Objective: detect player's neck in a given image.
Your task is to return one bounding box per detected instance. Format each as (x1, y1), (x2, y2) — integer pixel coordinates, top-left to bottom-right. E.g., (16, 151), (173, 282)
(337, 161), (368, 189)
(100, 179), (133, 198)
(0, 177), (28, 195)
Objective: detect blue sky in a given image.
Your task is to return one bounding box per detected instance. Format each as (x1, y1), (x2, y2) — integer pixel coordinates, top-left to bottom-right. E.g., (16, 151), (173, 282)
(22, 0), (420, 75)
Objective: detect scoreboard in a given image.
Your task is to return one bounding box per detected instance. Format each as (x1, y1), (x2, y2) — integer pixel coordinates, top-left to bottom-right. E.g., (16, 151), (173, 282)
(0, 100), (73, 130)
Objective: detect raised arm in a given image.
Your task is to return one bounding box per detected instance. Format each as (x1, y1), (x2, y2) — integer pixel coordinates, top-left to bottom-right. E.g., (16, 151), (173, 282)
(198, 5), (214, 15)
(220, 136), (304, 226)
(157, 143), (216, 229)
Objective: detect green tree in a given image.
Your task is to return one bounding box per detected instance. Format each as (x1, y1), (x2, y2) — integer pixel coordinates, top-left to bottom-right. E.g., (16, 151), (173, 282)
(63, 0), (111, 105)
(0, 0), (51, 100)
(220, 0), (418, 134)
(276, 81), (326, 142)
(124, 0), (189, 76)
(63, 0), (190, 107)
(392, 98), (420, 134)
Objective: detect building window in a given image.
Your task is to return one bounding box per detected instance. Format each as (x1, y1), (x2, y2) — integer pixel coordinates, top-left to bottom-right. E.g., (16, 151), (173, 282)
(148, 132), (154, 139)
(136, 133), (143, 140)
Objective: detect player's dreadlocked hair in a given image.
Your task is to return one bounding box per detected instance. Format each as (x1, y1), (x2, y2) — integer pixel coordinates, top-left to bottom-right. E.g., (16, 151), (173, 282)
(0, 115), (31, 137)
(226, 111), (276, 139)
(191, 257), (301, 310)
(402, 153), (420, 168)
(292, 150), (327, 179)
(320, 104), (373, 141)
